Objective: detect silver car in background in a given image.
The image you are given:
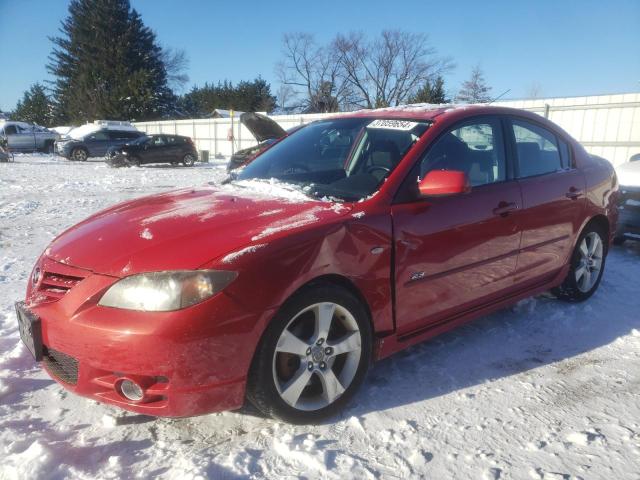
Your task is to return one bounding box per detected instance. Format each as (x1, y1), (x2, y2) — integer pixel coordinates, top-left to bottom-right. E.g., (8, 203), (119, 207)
(0, 121), (58, 152)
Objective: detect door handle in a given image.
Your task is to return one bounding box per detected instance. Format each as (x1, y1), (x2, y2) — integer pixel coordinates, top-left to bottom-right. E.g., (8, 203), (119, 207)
(565, 187), (583, 200)
(493, 201), (518, 217)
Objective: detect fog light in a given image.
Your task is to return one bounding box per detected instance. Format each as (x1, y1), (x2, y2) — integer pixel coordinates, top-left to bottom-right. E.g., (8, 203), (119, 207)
(119, 379), (144, 402)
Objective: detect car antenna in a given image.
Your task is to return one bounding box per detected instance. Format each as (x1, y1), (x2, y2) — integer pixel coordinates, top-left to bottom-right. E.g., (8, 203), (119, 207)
(488, 89), (511, 105)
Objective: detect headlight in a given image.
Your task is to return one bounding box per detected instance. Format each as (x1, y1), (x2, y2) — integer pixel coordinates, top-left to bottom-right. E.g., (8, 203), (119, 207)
(99, 270), (237, 311)
(121, 151), (128, 156)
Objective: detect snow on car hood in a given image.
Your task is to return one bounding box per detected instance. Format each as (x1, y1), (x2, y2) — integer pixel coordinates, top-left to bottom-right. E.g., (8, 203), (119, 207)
(616, 161), (640, 188)
(44, 180), (352, 277)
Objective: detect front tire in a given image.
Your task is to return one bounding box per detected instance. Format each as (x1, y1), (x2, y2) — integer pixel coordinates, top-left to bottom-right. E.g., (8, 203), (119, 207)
(126, 156), (141, 167)
(553, 223), (607, 302)
(247, 285), (372, 424)
(71, 147), (88, 162)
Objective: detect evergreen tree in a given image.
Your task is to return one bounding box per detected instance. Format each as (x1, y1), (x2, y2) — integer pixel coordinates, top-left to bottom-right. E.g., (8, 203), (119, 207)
(12, 84), (55, 126)
(456, 65), (492, 103)
(48, 0), (173, 122)
(409, 76), (449, 104)
(178, 78), (277, 118)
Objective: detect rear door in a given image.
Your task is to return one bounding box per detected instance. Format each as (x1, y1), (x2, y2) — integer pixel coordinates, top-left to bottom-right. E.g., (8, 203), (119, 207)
(108, 130), (136, 151)
(508, 117), (586, 286)
(392, 116), (523, 335)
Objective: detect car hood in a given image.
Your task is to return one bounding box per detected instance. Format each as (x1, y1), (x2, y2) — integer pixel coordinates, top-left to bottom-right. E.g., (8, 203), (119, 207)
(240, 112), (287, 142)
(616, 161), (640, 188)
(45, 182), (353, 277)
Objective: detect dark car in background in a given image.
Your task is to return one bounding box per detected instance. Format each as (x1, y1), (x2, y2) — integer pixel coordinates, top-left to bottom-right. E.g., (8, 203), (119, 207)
(55, 121), (145, 161)
(227, 112), (301, 171)
(106, 134), (198, 167)
(614, 159), (640, 244)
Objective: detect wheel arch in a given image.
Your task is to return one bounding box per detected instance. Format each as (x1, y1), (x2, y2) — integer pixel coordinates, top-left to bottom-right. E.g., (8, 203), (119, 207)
(580, 214), (610, 250)
(247, 273), (375, 377)
(301, 274), (374, 330)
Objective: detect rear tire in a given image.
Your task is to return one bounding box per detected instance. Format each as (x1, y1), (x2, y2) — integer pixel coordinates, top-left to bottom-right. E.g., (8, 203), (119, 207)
(182, 153), (195, 167)
(247, 284), (372, 424)
(552, 223), (607, 302)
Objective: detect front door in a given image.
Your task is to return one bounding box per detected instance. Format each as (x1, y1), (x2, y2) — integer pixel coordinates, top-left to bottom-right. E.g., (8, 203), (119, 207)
(86, 131), (110, 156)
(392, 117), (523, 335)
(145, 135), (168, 163)
(6, 124), (35, 150)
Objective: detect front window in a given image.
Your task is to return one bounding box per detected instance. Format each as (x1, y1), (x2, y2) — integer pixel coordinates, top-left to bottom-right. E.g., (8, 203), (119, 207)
(418, 119), (506, 187)
(235, 117), (430, 201)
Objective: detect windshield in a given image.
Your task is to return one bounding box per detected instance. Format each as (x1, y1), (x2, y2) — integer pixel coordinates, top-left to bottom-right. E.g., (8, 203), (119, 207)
(235, 117), (430, 201)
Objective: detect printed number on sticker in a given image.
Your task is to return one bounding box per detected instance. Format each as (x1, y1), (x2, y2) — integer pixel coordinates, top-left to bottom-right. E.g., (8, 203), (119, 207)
(368, 119), (418, 130)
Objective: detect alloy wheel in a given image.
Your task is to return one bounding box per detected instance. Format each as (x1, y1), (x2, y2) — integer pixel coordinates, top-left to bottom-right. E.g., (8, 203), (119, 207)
(575, 231), (603, 293)
(72, 149), (87, 161)
(272, 302), (362, 411)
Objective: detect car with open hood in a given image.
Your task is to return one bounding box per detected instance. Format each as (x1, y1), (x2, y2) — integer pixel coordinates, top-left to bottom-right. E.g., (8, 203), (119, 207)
(226, 112), (298, 171)
(17, 105), (618, 424)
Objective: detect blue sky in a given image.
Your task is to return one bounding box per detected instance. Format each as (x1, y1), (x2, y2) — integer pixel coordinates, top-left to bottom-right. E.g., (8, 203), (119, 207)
(0, 0), (639, 111)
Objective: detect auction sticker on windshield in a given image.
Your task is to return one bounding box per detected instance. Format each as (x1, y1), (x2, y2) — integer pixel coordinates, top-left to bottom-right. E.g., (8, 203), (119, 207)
(368, 119), (419, 130)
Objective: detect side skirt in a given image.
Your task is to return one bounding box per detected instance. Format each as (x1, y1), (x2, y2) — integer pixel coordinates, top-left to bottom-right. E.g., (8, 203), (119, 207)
(374, 264), (570, 361)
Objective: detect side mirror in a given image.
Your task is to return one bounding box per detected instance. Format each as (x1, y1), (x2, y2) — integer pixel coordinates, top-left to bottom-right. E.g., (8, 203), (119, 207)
(418, 170), (471, 197)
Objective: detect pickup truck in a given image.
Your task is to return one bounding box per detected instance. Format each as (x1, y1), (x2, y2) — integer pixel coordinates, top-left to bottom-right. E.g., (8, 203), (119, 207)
(0, 121), (58, 152)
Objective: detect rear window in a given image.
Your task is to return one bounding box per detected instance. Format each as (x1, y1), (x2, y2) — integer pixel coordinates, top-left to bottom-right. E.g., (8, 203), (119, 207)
(512, 119), (562, 177)
(87, 131), (109, 141)
(109, 130), (141, 140)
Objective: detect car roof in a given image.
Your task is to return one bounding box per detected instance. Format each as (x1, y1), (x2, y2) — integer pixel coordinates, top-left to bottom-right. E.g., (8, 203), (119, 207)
(148, 134), (187, 138)
(334, 104), (547, 123)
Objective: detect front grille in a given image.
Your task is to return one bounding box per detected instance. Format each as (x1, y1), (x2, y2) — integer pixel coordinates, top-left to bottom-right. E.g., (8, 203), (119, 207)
(43, 347), (79, 385)
(38, 271), (85, 300)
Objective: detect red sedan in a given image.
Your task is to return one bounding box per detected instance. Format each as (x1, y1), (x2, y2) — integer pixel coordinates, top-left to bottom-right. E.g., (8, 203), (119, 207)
(17, 106), (618, 424)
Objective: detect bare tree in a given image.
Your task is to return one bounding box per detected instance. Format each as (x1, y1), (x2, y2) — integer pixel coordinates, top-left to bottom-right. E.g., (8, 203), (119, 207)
(456, 65), (492, 103)
(333, 30), (452, 109)
(161, 47), (190, 92)
(526, 81), (543, 99)
(275, 83), (296, 113)
(276, 33), (353, 112)
(277, 30), (450, 112)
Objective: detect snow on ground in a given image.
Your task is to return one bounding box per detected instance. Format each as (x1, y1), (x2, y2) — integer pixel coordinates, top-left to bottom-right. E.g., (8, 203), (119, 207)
(1, 154), (640, 479)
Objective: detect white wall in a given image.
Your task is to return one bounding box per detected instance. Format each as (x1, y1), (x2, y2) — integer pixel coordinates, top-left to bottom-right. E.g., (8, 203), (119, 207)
(134, 93), (640, 166)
